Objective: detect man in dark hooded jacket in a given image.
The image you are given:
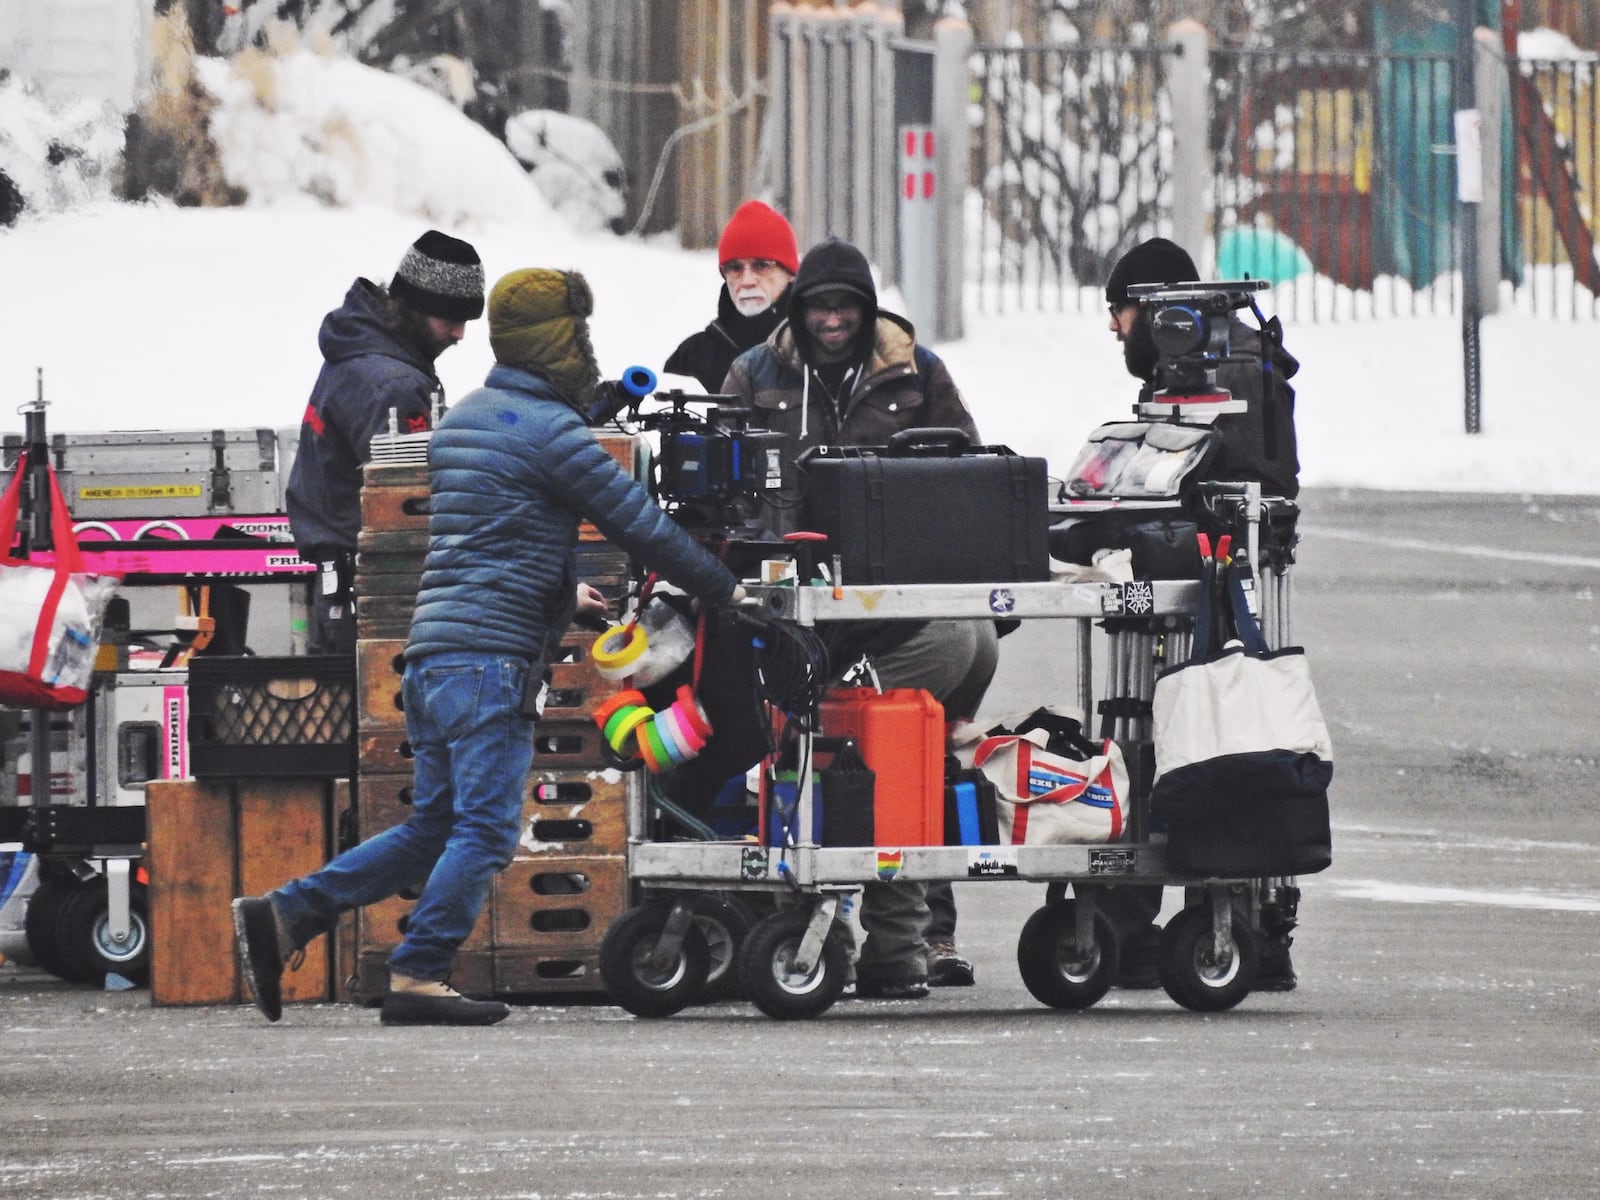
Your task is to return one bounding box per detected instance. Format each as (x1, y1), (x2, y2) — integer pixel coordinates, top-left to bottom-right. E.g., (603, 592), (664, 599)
(724, 237), (997, 998)
(285, 229), (485, 653)
(1106, 236), (1301, 498)
(1101, 237), (1303, 991)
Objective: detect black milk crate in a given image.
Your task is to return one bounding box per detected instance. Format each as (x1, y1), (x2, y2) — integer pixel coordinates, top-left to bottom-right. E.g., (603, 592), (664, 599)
(187, 656), (355, 778)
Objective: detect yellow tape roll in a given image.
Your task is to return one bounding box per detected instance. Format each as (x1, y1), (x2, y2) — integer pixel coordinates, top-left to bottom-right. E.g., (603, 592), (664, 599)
(592, 623), (649, 679)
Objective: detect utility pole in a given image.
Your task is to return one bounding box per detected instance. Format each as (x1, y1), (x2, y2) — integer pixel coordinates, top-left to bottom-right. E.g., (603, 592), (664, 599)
(1456, 0), (1483, 433)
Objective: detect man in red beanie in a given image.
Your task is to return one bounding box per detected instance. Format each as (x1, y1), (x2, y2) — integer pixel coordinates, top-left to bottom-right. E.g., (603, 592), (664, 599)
(664, 200), (799, 393)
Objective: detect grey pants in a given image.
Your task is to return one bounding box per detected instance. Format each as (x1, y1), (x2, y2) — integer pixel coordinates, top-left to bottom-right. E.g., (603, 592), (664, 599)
(853, 619), (999, 978)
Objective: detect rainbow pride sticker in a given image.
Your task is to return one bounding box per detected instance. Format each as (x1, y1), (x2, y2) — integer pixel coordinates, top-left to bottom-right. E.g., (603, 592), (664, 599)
(875, 850), (903, 881)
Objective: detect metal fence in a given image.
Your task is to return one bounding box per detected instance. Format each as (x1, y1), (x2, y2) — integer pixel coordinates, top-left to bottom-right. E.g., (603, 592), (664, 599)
(968, 38), (1600, 321)
(968, 42), (1171, 315)
(1209, 46), (1461, 323)
(1509, 51), (1600, 316)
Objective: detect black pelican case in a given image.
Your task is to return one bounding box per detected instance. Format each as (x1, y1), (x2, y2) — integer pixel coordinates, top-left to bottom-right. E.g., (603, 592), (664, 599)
(798, 431), (1050, 585)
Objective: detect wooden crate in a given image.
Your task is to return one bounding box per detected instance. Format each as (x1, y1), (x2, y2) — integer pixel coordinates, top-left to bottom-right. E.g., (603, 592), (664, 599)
(357, 768), (629, 858)
(356, 638), (407, 731)
(519, 768), (629, 857)
(146, 778), (347, 1007)
(351, 947), (494, 1002)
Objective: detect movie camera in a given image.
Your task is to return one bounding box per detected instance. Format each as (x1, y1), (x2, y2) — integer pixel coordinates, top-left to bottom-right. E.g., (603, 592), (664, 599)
(1127, 278), (1271, 416)
(586, 367), (791, 536)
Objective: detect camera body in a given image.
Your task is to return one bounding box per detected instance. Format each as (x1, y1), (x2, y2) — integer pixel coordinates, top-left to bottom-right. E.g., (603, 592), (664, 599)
(1127, 279), (1269, 415)
(590, 372), (790, 535)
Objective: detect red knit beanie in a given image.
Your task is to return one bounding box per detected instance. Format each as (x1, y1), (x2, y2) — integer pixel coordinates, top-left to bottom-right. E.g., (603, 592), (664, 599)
(717, 200), (799, 275)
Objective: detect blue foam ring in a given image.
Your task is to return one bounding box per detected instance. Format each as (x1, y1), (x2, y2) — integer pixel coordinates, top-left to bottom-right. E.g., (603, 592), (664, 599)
(621, 365), (658, 398)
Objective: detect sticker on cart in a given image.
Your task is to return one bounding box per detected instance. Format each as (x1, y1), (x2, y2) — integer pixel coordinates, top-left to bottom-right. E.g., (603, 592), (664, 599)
(740, 847), (770, 881)
(1087, 848), (1138, 875)
(1121, 580), (1155, 616)
(988, 588), (1016, 616)
(967, 847), (1019, 878)
(875, 850), (903, 880)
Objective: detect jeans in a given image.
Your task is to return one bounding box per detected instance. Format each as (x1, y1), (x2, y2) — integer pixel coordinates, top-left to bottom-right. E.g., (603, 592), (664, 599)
(273, 652), (535, 982)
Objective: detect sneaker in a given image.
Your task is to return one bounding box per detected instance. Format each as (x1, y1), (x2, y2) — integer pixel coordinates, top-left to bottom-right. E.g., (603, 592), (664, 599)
(926, 941), (976, 988)
(231, 896), (286, 1022)
(380, 978), (511, 1026)
(854, 973), (930, 1001)
(1113, 923), (1163, 990)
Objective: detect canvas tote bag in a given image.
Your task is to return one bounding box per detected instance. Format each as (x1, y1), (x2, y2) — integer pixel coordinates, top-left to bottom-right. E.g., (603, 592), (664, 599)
(0, 453), (119, 709)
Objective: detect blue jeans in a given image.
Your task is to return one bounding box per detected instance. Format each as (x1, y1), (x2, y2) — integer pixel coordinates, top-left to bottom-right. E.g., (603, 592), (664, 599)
(273, 652), (535, 982)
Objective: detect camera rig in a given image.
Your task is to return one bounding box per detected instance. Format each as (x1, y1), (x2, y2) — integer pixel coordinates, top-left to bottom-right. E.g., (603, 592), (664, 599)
(587, 367), (791, 539)
(1126, 278), (1272, 421)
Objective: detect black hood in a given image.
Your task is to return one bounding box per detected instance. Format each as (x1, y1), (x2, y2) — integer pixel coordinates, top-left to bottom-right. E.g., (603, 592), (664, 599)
(792, 237), (877, 309)
(790, 237), (877, 366)
(318, 278), (433, 373)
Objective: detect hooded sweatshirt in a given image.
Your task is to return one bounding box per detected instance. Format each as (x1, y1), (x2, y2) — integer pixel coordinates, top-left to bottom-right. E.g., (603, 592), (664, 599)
(286, 279), (440, 556)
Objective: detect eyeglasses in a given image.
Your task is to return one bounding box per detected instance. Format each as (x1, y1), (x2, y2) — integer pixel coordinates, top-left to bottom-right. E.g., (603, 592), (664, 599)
(804, 298), (864, 318)
(1108, 302), (1134, 319)
(721, 258), (785, 279)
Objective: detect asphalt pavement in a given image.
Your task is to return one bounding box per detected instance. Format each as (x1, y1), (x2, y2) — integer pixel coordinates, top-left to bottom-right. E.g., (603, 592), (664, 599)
(2, 488), (1597, 1200)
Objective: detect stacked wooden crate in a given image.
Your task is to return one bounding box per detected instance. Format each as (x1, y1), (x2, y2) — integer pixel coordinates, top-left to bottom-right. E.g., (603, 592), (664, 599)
(351, 443), (639, 999)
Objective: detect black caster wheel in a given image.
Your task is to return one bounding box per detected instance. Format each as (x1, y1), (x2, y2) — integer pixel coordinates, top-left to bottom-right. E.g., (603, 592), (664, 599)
(23, 872), (80, 982)
(1158, 904), (1259, 1012)
(598, 903), (710, 1018)
(1016, 900), (1120, 1010)
(55, 877), (151, 987)
(736, 908), (849, 1020)
(686, 893), (756, 1004)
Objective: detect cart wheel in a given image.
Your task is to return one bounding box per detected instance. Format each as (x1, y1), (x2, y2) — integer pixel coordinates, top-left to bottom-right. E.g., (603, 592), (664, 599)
(1158, 904), (1258, 1012)
(1015, 900), (1120, 1010)
(736, 909), (849, 1020)
(687, 893), (756, 1004)
(598, 904), (710, 1018)
(23, 873), (80, 982)
(55, 879), (151, 987)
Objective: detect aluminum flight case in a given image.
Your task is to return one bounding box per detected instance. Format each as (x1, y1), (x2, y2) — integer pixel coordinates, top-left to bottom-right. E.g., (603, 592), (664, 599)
(4, 427), (285, 518)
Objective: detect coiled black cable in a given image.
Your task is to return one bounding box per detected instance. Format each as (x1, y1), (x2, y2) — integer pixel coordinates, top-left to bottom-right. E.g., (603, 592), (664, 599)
(731, 611), (831, 717)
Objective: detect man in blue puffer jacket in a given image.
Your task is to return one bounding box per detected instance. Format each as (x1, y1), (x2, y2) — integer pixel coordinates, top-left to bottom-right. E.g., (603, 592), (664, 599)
(235, 268), (744, 1027)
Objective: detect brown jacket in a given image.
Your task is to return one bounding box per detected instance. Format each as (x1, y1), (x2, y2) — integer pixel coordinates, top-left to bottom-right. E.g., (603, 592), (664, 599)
(722, 311), (978, 456)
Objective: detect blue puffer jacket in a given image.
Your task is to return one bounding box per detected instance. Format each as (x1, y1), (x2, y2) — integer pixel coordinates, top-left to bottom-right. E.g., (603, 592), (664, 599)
(407, 365), (740, 665)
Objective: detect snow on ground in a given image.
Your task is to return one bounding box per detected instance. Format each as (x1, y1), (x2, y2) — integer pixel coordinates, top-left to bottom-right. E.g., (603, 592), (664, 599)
(0, 45), (1593, 496)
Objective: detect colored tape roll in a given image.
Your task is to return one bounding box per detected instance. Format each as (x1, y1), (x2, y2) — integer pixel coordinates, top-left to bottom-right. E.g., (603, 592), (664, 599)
(661, 701), (707, 756)
(675, 685), (714, 739)
(652, 707), (691, 763)
(638, 719), (669, 773)
(591, 688), (647, 730)
(604, 704), (652, 756)
(592, 623), (648, 678)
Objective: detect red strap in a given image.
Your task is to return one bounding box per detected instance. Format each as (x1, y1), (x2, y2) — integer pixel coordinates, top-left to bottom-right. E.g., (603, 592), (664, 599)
(0, 453), (89, 680)
(1, 452), (27, 559)
(691, 607), (708, 690)
(45, 467), (84, 575)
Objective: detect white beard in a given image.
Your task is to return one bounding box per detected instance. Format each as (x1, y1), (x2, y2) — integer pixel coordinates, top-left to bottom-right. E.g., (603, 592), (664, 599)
(733, 293), (773, 316)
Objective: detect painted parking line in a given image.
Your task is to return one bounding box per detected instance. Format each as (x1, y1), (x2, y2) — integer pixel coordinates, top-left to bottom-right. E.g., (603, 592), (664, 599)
(1331, 878), (1600, 912)
(1307, 526), (1600, 571)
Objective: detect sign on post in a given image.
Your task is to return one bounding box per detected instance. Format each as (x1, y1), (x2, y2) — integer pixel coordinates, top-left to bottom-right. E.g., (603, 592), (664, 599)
(898, 124), (937, 339)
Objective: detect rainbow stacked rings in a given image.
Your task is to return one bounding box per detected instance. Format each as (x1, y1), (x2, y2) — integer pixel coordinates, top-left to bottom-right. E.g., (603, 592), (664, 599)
(590, 685), (714, 774)
(591, 621), (649, 680)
